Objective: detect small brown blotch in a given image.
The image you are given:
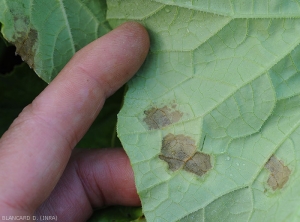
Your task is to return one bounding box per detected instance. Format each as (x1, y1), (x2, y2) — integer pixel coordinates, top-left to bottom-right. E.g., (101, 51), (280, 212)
(160, 134), (196, 161)
(144, 105), (183, 130)
(159, 133), (212, 176)
(159, 155), (184, 171)
(13, 28), (38, 69)
(265, 155), (291, 190)
(184, 152), (212, 176)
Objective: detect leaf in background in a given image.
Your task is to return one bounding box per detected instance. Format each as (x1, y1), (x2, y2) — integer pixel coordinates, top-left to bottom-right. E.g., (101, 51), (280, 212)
(108, 0), (300, 221)
(0, 0), (110, 83)
(0, 28), (6, 67)
(87, 206), (143, 222)
(0, 62), (47, 136)
(0, 29), (23, 75)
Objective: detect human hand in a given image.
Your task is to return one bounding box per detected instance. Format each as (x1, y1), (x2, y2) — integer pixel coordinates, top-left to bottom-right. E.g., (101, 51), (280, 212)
(0, 22), (150, 222)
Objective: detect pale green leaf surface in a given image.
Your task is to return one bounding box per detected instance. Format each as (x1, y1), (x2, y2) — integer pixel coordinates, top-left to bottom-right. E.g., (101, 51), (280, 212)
(154, 0), (300, 18)
(0, 0), (110, 83)
(108, 0), (300, 221)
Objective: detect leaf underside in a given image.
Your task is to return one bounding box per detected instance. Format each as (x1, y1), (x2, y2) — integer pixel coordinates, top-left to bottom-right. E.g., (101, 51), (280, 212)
(108, 1), (300, 221)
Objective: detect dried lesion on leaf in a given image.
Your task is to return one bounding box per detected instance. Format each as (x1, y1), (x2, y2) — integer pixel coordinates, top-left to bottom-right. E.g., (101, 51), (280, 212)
(159, 133), (212, 176)
(184, 152), (211, 176)
(143, 104), (183, 129)
(265, 155), (291, 190)
(12, 28), (38, 69)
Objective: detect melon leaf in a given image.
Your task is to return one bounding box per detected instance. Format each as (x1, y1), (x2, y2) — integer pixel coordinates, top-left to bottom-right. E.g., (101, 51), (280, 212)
(108, 1), (300, 221)
(0, 0), (110, 82)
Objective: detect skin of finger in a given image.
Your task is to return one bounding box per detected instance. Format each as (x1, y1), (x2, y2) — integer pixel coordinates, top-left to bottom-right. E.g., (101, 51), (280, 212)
(35, 148), (140, 222)
(0, 22), (149, 216)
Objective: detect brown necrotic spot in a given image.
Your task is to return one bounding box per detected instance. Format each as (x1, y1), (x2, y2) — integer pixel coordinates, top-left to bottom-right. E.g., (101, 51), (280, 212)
(13, 28), (38, 69)
(160, 134), (196, 161)
(265, 155), (291, 190)
(184, 152), (212, 176)
(159, 155), (184, 171)
(159, 133), (212, 176)
(143, 105), (183, 129)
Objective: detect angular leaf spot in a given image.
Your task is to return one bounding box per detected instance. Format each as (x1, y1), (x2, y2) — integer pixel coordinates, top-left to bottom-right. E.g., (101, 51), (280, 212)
(13, 28), (38, 69)
(143, 105), (183, 129)
(159, 133), (212, 176)
(184, 152), (212, 176)
(160, 134), (196, 161)
(265, 155), (291, 190)
(158, 155), (184, 171)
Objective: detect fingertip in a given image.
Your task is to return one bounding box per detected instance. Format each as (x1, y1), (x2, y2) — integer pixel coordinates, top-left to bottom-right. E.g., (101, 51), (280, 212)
(118, 21), (150, 53)
(94, 21), (150, 97)
(66, 21), (150, 98)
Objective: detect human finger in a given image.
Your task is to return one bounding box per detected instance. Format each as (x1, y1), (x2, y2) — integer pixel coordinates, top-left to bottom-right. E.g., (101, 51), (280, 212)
(0, 22), (149, 216)
(35, 148), (140, 222)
